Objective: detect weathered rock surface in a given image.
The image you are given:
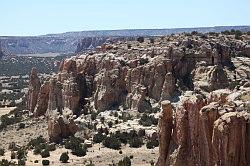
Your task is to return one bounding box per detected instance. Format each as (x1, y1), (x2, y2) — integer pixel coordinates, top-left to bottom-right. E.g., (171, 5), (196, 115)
(48, 115), (79, 142)
(28, 34), (250, 115)
(157, 87), (250, 166)
(27, 68), (41, 113)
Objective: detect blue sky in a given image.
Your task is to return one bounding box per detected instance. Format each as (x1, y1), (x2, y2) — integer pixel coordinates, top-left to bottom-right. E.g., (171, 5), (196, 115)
(0, 0), (250, 36)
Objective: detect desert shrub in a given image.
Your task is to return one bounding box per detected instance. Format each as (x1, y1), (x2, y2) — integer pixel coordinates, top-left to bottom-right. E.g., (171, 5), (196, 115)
(34, 160), (39, 163)
(150, 38), (154, 44)
(119, 59), (127, 66)
(60, 152), (69, 163)
(231, 29), (236, 34)
(108, 121), (113, 128)
(65, 137), (83, 149)
(91, 111), (98, 120)
(221, 30), (230, 35)
(0, 148), (4, 156)
(93, 132), (107, 143)
(11, 151), (16, 159)
(129, 137), (143, 148)
(100, 117), (105, 124)
(146, 139), (159, 149)
(28, 136), (46, 148)
(42, 159), (50, 165)
(41, 149), (50, 158)
(103, 135), (121, 150)
(33, 145), (43, 155)
(150, 160), (155, 166)
(115, 131), (129, 144)
(139, 58), (149, 65)
(65, 137), (86, 157)
(119, 150), (123, 154)
(137, 37), (144, 43)
(235, 30), (243, 39)
(71, 145), (87, 157)
(17, 148), (27, 160)
(18, 123), (25, 129)
(0, 114), (21, 130)
(45, 143), (56, 152)
(139, 114), (158, 126)
(118, 156), (131, 166)
(18, 159), (25, 166)
(191, 31), (198, 35)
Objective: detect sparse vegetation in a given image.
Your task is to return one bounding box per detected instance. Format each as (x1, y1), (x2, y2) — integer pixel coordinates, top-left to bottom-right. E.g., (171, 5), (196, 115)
(60, 152), (69, 163)
(41, 149), (50, 158)
(118, 156), (131, 166)
(103, 135), (121, 150)
(0, 148), (5, 156)
(42, 159), (50, 165)
(65, 137), (87, 157)
(93, 132), (107, 143)
(129, 137), (143, 148)
(139, 113), (158, 126)
(146, 139), (159, 149)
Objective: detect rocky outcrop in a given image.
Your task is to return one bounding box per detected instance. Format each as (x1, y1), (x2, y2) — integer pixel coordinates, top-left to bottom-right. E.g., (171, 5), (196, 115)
(157, 87), (250, 166)
(34, 81), (50, 117)
(27, 68), (41, 113)
(48, 115), (79, 142)
(47, 78), (63, 115)
(157, 100), (173, 166)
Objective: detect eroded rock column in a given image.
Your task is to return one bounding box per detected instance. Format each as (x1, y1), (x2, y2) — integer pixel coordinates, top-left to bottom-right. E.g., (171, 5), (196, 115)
(157, 100), (173, 166)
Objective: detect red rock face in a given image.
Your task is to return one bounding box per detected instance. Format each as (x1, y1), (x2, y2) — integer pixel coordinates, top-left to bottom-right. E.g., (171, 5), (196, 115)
(48, 116), (79, 142)
(27, 68), (41, 113)
(157, 89), (250, 166)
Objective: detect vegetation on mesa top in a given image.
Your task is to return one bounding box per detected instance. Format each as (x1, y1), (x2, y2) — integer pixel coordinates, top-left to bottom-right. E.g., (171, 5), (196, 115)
(0, 56), (65, 76)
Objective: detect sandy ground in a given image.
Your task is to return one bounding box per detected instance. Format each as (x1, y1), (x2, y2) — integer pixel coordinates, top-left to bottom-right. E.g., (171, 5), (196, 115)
(0, 116), (158, 165)
(0, 144), (158, 166)
(0, 107), (16, 117)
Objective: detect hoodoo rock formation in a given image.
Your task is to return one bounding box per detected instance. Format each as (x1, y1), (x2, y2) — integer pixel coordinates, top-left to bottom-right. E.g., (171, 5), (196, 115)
(156, 88), (250, 166)
(27, 67), (41, 113)
(27, 33), (250, 155)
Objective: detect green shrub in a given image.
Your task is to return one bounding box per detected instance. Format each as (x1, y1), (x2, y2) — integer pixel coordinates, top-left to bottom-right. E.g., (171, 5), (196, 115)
(191, 31), (198, 35)
(11, 151), (16, 159)
(139, 114), (158, 126)
(45, 143), (56, 152)
(103, 135), (121, 150)
(18, 159), (26, 166)
(137, 37), (144, 43)
(33, 145), (42, 155)
(139, 58), (149, 65)
(60, 152), (69, 163)
(146, 140), (159, 149)
(28, 136), (46, 148)
(108, 121), (113, 128)
(18, 123), (25, 129)
(71, 145), (87, 157)
(42, 159), (50, 165)
(93, 132), (107, 143)
(91, 112), (98, 120)
(17, 148), (27, 160)
(235, 30), (243, 39)
(0, 148), (4, 156)
(247, 31), (250, 35)
(41, 149), (50, 158)
(65, 137), (86, 157)
(118, 156), (131, 166)
(129, 137), (143, 148)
